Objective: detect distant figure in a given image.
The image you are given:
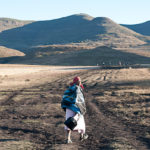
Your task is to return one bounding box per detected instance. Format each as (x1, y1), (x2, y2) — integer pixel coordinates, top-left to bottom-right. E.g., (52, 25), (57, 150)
(61, 76), (88, 143)
(119, 61), (122, 66)
(104, 75), (106, 81)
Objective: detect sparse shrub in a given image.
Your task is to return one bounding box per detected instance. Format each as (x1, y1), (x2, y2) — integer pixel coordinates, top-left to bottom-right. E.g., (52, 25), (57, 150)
(25, 79), (30, 82)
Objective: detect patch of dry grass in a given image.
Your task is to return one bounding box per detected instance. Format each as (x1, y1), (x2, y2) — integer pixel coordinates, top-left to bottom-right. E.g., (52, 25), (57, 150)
(1, 66), (150, 149)
(0, 46), (25, 58)
(0, 140), (35, 150)
(110, 137), (135, 150)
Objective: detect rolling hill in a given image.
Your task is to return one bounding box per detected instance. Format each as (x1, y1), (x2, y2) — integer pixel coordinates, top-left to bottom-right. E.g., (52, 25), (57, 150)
(122, 21), (150, 36)
(0, 14), (149, 51)
(1, 45), (150, 66)
(0, 18), (33, 32)
(0, 46), (25, 58)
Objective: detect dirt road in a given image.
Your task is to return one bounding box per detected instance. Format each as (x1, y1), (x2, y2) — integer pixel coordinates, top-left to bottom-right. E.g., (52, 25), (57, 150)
(0, 66), (150, 149)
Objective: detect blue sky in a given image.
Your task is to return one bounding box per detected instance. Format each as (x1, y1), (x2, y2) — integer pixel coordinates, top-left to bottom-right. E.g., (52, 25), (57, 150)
(0, 0), (150, 24)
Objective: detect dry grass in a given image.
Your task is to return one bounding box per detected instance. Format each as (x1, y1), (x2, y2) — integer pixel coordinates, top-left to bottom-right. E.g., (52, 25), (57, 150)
(0, 65), (150, 149)
(0, 46), (25, 58)
(0, 64), (88, 90)
(0, 140), (35, 150)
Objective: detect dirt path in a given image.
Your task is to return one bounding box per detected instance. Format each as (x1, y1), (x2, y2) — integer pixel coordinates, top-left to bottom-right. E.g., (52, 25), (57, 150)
(84, 92), (148, 150)
(0, 68), (150, 149)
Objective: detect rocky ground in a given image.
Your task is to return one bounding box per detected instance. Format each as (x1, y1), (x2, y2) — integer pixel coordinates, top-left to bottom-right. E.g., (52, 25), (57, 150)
(0, 65), (150, 149)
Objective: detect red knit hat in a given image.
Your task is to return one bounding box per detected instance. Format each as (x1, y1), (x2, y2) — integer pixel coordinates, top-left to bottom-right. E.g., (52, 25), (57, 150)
(70, 76), (84, 89)
(73, 76), (81, 83)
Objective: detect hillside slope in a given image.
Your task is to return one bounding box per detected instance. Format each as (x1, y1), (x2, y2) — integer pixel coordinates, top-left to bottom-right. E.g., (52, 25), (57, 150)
(0, 18), (33, 32)
(122, 21), (150, 36)
(0, 46), (25, 58)
(1, 45), (150, 65)
(0, 14), (149, 51)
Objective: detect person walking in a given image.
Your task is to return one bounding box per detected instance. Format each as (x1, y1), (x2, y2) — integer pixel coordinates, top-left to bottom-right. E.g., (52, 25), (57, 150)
(61, 76), (88, 143)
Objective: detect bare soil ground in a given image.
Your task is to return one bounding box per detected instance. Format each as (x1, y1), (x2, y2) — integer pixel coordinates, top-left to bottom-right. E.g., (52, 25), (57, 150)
(0, 65), (150, 149)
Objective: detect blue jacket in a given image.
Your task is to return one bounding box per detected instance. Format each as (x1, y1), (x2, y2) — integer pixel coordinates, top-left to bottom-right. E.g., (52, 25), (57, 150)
(61, 84), (86, 114)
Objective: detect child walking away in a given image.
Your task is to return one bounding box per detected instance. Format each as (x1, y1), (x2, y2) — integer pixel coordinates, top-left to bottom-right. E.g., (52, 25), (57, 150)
(61, 76), (88, 144)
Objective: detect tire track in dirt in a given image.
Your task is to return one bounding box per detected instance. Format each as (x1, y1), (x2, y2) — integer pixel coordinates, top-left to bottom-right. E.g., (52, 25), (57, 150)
(0, 91), (19, 105)
(86, 98), (148, 150)
(44, 69), (150, 149)
(0, 71), (84, 149)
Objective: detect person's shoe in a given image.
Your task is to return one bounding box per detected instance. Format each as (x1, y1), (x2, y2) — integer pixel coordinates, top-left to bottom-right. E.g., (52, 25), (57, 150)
(80, 133), (88, 141)
(66, 139), (72, 144)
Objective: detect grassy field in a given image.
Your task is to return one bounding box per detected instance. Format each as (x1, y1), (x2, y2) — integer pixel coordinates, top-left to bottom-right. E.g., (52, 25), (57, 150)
(0, 65), (150, 149)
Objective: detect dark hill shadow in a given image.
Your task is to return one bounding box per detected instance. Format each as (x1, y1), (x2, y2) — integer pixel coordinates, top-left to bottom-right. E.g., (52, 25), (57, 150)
(122, 21), (150, 36)
(0, 46), (150, 66)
